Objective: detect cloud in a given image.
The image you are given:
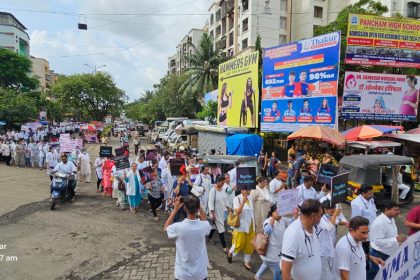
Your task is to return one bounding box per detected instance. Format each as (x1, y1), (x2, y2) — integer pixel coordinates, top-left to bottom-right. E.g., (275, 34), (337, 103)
(9, 0), (211, 102)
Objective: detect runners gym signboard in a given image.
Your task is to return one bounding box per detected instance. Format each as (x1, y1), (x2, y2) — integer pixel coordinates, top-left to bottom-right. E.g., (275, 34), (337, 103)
(217, 51), (260, 128)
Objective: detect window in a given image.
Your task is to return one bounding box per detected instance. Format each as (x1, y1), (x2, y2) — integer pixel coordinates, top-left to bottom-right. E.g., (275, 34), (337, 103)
(229, 14), (234, 30)
(216, 9), (221, 21)
(314, 6), (323, 19)
(216, 25), (221, 37)
(407, 2), (420, 19)
(279, 35), (287, 44)
(242, 38), (248, 49)
(209, 30), (214, 39)
(242, 0), (249, 12)
(280, 0), (287, 12)
(222, 19), (227, 35)
(280, 17), (287, 29)
(210, 14), (214, 25)
(242, 18), (248, 32)
(229, 32), (234, 46)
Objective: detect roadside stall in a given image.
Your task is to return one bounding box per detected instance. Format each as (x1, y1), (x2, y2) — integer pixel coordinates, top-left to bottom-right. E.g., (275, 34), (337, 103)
(346, 140), (401, 155)
(339, 154), (414, 205)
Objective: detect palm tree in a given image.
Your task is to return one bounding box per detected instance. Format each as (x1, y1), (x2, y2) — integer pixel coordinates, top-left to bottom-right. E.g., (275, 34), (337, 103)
(139, 90), (154, 103)
(180, 33), (225, 97)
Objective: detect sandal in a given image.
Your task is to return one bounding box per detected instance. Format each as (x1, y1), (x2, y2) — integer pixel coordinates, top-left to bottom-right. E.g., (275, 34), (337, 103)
(222, 248), (228, 253)
(243, 264), (252, 271)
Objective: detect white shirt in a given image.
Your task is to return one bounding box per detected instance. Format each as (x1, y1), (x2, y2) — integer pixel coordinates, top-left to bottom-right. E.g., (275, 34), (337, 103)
(351, 195), (377, 225)
(370, 213), (399, 256)
(158, 157), (167, 171)
(334, 233), (366, 280)
(166, 219), (211, 280)
(281, 217), (322, 280)
(269, 178), (284, 205)
(233, 194), (255, 233)
(296, 184), (325, 206)
(318, 215), (337, 258)
(46, 151), (58, 168)
(53, 161), (77, 175)
(261, 217), (292, 263)
(94, 158), (104, 174)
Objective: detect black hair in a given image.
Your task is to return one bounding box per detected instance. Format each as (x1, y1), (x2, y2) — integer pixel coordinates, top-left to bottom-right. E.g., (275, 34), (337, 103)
(273, 170), (280, 177)
(358, 185), (373, 195)
(287, 100), (293, 104)
(273, 101), (278, 105)
(321, 199), (335, 210)
(349, 216), (369, 230)
(289, 154), (296, 160)
(303, 99), (309, 103)
(299, 199), (321, 215)
(216, 175), (225, 183)
(382, 200), (399, 212)
(257, 176), (267, 184)
(183, 194), (201, 214)
(289, 71), (296, 76)
(407, 75), (417, 85)
(267, 204), (277, 218)
(303, 175), (314, 182)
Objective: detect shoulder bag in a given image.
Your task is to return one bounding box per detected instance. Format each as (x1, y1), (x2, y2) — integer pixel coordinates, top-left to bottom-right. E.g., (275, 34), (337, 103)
(227, 197), (240, 228)
(253, 230), (269, 256)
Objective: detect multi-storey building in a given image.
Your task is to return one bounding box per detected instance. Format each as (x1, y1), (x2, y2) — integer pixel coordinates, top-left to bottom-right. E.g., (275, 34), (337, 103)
(208, 0), (289, 56)
(30, 56), (56, 92)
(167, 28), (206, 75)
(0, 12), (30, 57)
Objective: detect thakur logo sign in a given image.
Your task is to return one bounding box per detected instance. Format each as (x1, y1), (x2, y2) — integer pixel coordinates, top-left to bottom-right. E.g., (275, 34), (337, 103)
(350, 15), (359, 25)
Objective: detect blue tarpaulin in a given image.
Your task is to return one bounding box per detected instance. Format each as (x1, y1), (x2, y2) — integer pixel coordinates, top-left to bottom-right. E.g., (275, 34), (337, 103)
(226, 134), (263, 156)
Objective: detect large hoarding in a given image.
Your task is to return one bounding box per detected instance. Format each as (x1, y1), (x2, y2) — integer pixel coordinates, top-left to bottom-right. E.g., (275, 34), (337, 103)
(342, 72), (419, 121)
(261, 32), (340, 132)
(217, 51), (259, 128)
(346, 14), (420, 68)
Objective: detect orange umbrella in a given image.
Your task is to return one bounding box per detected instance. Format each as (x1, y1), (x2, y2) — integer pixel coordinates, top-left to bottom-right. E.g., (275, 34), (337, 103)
(287, 125), (345, 146)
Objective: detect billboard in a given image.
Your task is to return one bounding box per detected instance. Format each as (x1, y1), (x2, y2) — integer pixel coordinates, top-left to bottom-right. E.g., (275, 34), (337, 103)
(217, 51), (259, 128)
(346, 14), (420, 68)
(342, 72), (419, 121)
(261, 32), (340, 132)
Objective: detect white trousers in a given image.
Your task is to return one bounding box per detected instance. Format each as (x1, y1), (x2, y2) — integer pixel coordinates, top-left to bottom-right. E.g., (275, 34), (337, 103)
(398, 184), (410, 199)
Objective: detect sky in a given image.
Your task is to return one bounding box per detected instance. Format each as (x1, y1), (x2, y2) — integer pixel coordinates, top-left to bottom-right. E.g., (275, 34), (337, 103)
(0, 0), (212, 101)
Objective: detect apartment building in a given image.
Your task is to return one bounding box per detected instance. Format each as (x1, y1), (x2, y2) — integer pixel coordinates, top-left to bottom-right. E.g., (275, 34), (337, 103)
(207, 0), (290, 57)
(167, 28), (206, 75)
(0, 12), (30, 57)
(30, 56), (56, 92)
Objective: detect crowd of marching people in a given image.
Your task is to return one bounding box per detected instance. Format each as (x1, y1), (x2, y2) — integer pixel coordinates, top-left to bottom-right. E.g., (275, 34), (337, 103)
(1, 129), (419, 280)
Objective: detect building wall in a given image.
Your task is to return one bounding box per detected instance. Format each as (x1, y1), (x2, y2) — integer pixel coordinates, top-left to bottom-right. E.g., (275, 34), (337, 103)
(30, 56), (50, 92)
(0, 25), (30, 57)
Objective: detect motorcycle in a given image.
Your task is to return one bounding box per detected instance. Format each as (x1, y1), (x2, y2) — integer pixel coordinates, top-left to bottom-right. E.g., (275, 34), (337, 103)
(50, 172), (76, 210)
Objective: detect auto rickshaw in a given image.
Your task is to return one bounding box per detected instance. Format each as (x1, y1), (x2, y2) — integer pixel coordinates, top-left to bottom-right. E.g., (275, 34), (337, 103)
(339, 154), (415, 205)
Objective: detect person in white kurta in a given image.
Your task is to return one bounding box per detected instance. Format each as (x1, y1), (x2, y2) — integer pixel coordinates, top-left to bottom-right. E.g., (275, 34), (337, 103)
(161, 165), (175, 212)
(251, 177), (271, 232)
(94, 156), (104, 191)
(46, 148), (59, 180)
(208, 176), (229, 251)
(192, 166), (213, 211)
(77, 150), (91, 183)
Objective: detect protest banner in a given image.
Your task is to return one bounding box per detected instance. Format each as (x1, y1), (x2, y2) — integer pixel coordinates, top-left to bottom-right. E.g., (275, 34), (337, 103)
(346, 14), (420, 68)
(374, 231), (420, 280)
(115, 147), (126, 157)
(277, 189), (299, 216)
(75, 138), (84, 148)
(330, 172), (349, 206)
(145, 149), (157, 161)
(316, 164), (339, 185)
(99, 146), (113, 158)
(217, 51), (260, 128)
(342, 72), (419, 121)
(261, 32), (340, 132)
(114, 156), (130, 170)
(169, 158), (184, 176)
(236, 167), (256, 191)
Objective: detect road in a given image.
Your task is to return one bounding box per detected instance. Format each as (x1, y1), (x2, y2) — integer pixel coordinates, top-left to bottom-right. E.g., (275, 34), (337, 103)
(0, 137), (418, 280)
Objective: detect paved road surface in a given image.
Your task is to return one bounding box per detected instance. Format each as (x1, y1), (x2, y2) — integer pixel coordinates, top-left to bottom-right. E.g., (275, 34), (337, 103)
(0, 137), (418, 280)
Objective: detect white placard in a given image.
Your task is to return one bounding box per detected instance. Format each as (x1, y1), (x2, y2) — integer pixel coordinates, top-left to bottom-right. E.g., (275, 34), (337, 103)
(276, 189), (299, 216)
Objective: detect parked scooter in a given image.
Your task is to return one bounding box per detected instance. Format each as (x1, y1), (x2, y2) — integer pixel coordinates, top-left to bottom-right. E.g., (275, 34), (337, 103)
(50, 172), (76, 210)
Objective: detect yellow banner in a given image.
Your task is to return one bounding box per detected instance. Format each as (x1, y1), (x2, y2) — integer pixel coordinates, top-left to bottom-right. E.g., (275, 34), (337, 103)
(217, 51), (259, 128)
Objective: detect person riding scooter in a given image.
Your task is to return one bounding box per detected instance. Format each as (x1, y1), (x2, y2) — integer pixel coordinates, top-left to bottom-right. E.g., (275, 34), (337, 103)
(51, 154), (77, 197)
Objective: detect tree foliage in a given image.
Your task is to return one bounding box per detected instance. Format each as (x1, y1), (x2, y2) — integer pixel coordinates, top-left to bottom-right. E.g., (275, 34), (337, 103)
(52, 72), (127, 121)
(0, 89), (38, 127)
(0, 49), (38, 91)
(180, 33), (225, 97)
(196, 100), (217, 124)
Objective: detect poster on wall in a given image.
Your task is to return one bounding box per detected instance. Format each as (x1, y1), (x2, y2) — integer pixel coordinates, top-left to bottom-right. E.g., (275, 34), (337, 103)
(217, 51), (259, 128)
(346, 14), (420, 68)
(261, 32), (340, 132)
(342, 72), (419, 121)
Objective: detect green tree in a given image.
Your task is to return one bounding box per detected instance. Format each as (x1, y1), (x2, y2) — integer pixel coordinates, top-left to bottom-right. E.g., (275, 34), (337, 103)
(0, 49), (38, 91)
(180, 33), (225, 97)
(0, 89), (38, 128)
(52, 72), (127, 121)
(196, 100), (217, 124)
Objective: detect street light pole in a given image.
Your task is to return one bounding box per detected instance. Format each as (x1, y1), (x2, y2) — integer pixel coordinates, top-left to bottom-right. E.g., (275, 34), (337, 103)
(84, 64), (106, 74)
